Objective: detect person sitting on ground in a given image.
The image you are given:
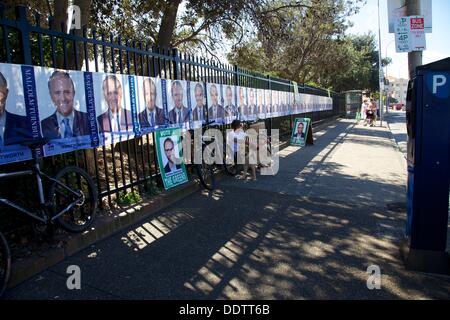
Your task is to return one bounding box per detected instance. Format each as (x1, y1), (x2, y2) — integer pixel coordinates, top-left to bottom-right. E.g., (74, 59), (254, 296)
(227, 120), (257, 180)
(365, 99), (375, 127)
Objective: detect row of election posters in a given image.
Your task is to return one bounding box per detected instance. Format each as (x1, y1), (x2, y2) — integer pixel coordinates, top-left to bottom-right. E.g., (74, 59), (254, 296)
(0, 62), (333, 165)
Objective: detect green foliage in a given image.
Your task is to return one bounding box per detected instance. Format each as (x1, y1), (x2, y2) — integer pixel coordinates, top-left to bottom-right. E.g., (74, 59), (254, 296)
(145, 180), (163, 196)
(117, 190), (142, 206)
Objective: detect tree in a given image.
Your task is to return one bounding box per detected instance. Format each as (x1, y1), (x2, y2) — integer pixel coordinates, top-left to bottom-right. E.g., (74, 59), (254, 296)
(227, 0), (371, 92)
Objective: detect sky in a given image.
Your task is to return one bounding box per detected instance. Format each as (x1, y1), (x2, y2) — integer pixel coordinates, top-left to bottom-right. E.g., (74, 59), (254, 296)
(347, 0), (450, 80)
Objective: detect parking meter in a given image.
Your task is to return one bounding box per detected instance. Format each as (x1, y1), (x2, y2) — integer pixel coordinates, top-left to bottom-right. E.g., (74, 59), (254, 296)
(402, 57), (450, 275)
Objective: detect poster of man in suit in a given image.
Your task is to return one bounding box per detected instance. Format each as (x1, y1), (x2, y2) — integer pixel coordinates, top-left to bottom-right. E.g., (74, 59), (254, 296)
(34, 66), (97, 156)
(0, 69), (29, 146)
(290, 118), (310, 146)
(223, 85), (237, 124)
(155, 128), (188, 190)
(257, 88), (265, 119)
(0, 63), (33, 165)
(272, 90), (279, 116)
(39, 70), (90, 140)
(190, 81), (207, 129)
(97, 74), (133, 133)
(237, 86), (248, 120)
(206, 83), (225, 123)
(167, 80), (190, 128)
(137, 77), (166, 133)
(247, 88), (257, 119)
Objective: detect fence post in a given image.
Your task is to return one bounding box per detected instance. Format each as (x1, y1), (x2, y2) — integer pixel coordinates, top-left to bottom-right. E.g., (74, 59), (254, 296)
(267, 75), (272, 136)
(172, 47), (180, 80)
(15, 6), (32, 65)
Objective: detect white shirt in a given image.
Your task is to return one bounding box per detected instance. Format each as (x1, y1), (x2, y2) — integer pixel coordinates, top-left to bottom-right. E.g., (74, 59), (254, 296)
(227, 129), (247, 153)
(109, 110), (121, 132)
(167, 161), (179, 174)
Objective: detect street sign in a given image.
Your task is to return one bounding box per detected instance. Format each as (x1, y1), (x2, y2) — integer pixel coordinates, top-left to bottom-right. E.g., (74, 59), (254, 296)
(394, 16), (426, 53)
(388, 0), (432, 33)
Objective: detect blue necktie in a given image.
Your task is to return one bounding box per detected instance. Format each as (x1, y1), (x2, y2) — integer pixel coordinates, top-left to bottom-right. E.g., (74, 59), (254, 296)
(178, 110), (182, 124)
(63, 118), (73, 138)
(149, 112), (155, 127)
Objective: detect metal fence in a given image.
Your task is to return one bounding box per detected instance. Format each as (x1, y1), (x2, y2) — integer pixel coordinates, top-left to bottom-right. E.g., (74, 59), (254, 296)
(0, 5), (345, 211)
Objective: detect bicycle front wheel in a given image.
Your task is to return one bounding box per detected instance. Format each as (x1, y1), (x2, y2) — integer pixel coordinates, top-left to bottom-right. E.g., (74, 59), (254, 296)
(0, 232), (11, 298)
(195, 163), (215, 190)
(49, 166), (98, 233)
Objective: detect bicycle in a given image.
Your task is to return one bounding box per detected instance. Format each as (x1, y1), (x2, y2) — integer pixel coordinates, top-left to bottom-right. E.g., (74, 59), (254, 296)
(0, 138), (98, 235)
(188, 120), (238, 190)
(0, 231), (11, 298)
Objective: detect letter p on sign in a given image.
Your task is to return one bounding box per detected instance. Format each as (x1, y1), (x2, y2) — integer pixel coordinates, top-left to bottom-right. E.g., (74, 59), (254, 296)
(433, 75), (447, 94)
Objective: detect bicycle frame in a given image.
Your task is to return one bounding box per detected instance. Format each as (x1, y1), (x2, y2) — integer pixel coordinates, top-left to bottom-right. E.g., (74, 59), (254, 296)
(0, 160), (83, 224)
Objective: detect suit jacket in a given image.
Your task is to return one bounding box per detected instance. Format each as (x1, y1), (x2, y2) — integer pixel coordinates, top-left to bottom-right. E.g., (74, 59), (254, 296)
(224, 104), (237, 117)
(248, 104), (258, 116)
(207, 104), (225, 121)
(2, 111), (30, 146)
(192, 104), (208, 122)
(293, 132), (305, 139)
(138, 107), (165, 128)
(97, 109), (133, 133)
(41, 109), (90, 140)
(164, 162), (181, 174)
(168, 106), (190, 125)
(238, 105), (248, 118)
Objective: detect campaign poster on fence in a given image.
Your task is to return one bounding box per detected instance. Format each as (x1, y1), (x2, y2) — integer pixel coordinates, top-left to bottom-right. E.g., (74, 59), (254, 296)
(189, 81), (207, 129)
(246, 87), (258, 121)
(92, 72), (134, 145)
(136, 76), (167, 134)
(34, 67), (98, 157)
(155, 127), (188, 190)
(223, 84), (237, 124)
(290, 118), (311, 146)
(257, 88), (266, 119)
(167, 79), (190, 129)
(206, 83), (225, 124)
(0, 63), (34, 164)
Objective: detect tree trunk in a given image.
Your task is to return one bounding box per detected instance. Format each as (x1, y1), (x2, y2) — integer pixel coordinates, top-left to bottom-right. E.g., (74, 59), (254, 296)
(156, 0), (182, 50)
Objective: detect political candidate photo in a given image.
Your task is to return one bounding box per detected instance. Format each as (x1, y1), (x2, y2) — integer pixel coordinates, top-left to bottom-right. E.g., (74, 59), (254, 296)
(223, 84), (237, 124)
(236, 86), (248, 120)
(35, 68), (90, 140)
(190, 81), (207, 128)
(160, 136), (182, 175)
(0, 64), (31, 147)
(137, 76), (166, 132)
(207, 83), (225, 123)
(167, 79), (190, 128)
(96, 74), (133, 134)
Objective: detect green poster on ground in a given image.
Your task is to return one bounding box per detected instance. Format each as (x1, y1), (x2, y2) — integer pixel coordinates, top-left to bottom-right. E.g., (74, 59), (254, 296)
(290, 118), (311, 146)
(155, 128), (189, 190)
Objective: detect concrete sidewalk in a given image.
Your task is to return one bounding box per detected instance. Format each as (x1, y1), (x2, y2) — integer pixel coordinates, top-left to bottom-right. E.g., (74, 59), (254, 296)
(4, 118), (450, 299)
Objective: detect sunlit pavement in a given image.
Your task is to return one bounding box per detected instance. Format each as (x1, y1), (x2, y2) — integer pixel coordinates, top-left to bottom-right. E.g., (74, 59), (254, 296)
(4, 118), (450, 299)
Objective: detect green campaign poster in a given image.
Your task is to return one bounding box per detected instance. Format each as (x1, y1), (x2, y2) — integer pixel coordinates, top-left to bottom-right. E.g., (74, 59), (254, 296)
(155, 128), (189, 190)
(290, 118), (311, 146)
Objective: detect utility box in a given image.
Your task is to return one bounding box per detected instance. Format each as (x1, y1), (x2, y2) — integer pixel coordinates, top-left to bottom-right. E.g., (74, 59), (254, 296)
(403, 57), (450, 274)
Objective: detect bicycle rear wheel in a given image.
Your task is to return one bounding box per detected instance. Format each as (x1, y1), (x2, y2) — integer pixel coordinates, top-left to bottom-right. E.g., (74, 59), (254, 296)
(0, 232), (11, 298)
(49, 166), (98, 233)
(195, 163), (215, 190)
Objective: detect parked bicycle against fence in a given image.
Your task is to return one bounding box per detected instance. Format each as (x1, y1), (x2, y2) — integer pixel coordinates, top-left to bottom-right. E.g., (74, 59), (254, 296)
(0, 137), (98, 297)
(183, 121), (239, 191)
(0, 137), (98, 234)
